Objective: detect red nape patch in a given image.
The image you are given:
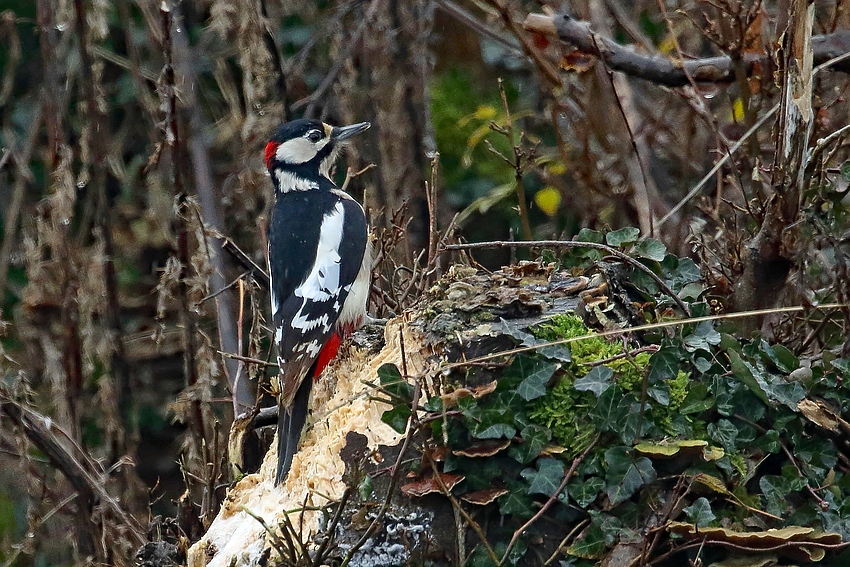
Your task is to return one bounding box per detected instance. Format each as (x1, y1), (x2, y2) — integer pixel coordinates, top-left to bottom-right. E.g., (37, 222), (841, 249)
(313, 332), (342, 380)
(264, 141), (278, 169)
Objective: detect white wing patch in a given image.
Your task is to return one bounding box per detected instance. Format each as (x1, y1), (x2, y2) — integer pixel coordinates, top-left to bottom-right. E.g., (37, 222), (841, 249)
(290, 202), (351, 334)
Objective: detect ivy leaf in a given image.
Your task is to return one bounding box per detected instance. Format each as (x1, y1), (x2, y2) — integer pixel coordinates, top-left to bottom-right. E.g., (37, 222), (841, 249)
(683, 497), (715, 527)
(661, 256), (701, 292)
(474, 422), (516, 440)
(633, 238), (667, 261)
(567, 476), (605, 508)
(566, 523), (606, 560)
(605, 447), (657, 506)
(728, 350), (806, 410)
(574, 366), (614, 397)
(707, 419), (738, 452)
(499, 320), (571, 363)
(498, 480), (536, 518)
(648, 383), (670, 406)
(606, 227), (640, 247)
(509, 424), (552, 464)
(522, 458), (565, 496)
(679, 383), (714, 415)
(727, 350), (770, 405)
(590, 386), (630, 432)
(575, 228), (604, 244)
(517, 360), (559, 401)
(759, 340), (799, 373)
(377, 363), (413, 402)
(381, 404), (411, 434)
(647, 347), (680, 384)
(833, 358), (850, 379)
(760, 475), (806, 516)
(683, 321), (721, 352)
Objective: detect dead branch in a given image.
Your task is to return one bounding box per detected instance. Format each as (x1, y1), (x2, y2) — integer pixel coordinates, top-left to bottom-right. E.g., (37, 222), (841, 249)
(0, 392), (146, 547)
(443, 239), (691, 316)
(524, 13), (850, 87)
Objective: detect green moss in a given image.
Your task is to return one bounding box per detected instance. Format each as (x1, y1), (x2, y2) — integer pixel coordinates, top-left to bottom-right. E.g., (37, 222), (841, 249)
(668, 370), (690, 410)
(535, 314), (619, 365)
(728, 453), (747, 478)
(528, 374), (597, 457)
(610, 353), (651, 392)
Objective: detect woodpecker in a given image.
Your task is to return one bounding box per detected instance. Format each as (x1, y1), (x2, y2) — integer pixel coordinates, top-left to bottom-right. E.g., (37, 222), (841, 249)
(264, 118), (372, 485)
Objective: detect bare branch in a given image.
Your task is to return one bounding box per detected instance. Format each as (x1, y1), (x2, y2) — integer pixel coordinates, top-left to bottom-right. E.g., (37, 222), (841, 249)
(523, 13), (850, 87)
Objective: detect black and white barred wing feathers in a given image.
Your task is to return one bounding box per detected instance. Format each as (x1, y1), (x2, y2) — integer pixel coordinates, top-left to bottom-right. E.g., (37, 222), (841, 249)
(270, 196), (367, 407)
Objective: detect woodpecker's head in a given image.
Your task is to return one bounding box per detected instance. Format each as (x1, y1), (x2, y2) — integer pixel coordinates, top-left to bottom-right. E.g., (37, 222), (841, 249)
(264, 119), (370, 192)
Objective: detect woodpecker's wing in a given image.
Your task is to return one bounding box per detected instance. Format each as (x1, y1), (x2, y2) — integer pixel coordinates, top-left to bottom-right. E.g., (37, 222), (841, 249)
(268, 190), (368, 407)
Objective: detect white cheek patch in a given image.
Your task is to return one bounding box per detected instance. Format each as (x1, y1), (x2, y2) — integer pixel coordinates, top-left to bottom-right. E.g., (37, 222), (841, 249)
(275, 137), (324, 164)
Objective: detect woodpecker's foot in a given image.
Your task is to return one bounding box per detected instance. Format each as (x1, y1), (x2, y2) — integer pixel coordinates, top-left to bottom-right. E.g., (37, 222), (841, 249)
(364, 315), (389, 326)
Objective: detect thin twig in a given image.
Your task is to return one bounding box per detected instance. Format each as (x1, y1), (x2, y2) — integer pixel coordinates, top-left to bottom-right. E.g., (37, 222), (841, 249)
(311, 488), (351, 567)
(219, 351), (279, 367)
(199, 271), (251, 304)
(219, 236), (270, 290)
(442, 303), (849, 369)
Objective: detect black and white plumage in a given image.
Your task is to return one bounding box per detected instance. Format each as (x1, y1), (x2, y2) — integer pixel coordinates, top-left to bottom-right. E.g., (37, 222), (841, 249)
(264, 119), (372, 485)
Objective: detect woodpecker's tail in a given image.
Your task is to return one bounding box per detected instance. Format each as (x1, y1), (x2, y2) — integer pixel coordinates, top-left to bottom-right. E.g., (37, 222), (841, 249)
(275, 374), (313, 485)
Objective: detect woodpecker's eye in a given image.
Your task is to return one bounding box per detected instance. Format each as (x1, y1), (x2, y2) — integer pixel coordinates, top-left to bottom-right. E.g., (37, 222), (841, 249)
(306, 129), (322, 143)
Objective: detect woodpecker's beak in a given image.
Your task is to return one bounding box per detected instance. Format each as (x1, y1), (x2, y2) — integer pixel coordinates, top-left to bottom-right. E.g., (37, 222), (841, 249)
(331, 122), (371, 141)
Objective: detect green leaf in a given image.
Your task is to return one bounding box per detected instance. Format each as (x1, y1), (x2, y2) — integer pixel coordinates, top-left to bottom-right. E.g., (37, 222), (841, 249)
(662, 256), (701, 289)
(567, 476), (605, 508)
(424, 395), (444, 412)
(633, 238), (667, 261)
(590, 386), (630, 431)
(500, 320), (571, 363)
(509, 424), (552, 464)
(728, 350), (806, 410)
(517, 360), (559, 401)
(683, 497), (715, 527)
(358, 474), (374, 500)
(679, 383), (714, 415)
(381, 404), (411, 433)
(574, 366), (614, 397)
(648, 383), (670, 406)
(647, 347), (679, 384)
(759, 340), (799, 373)
(498, 481), (536, 518)
(833, 358), (850, 379)
(604, 447), (656, 506)
(377, 363), (413, 402)
(575, 228), (604, 244)
(683, 321), (721, 352)
(707, 418), (738, 451)
(727, 350), (770, 405)
(760, 475), (805, 516)
(522, 458), (565, 496)
(474, 422), (516, 440)
(606, 227), (640, 247)
(566, 524), (606, 559)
